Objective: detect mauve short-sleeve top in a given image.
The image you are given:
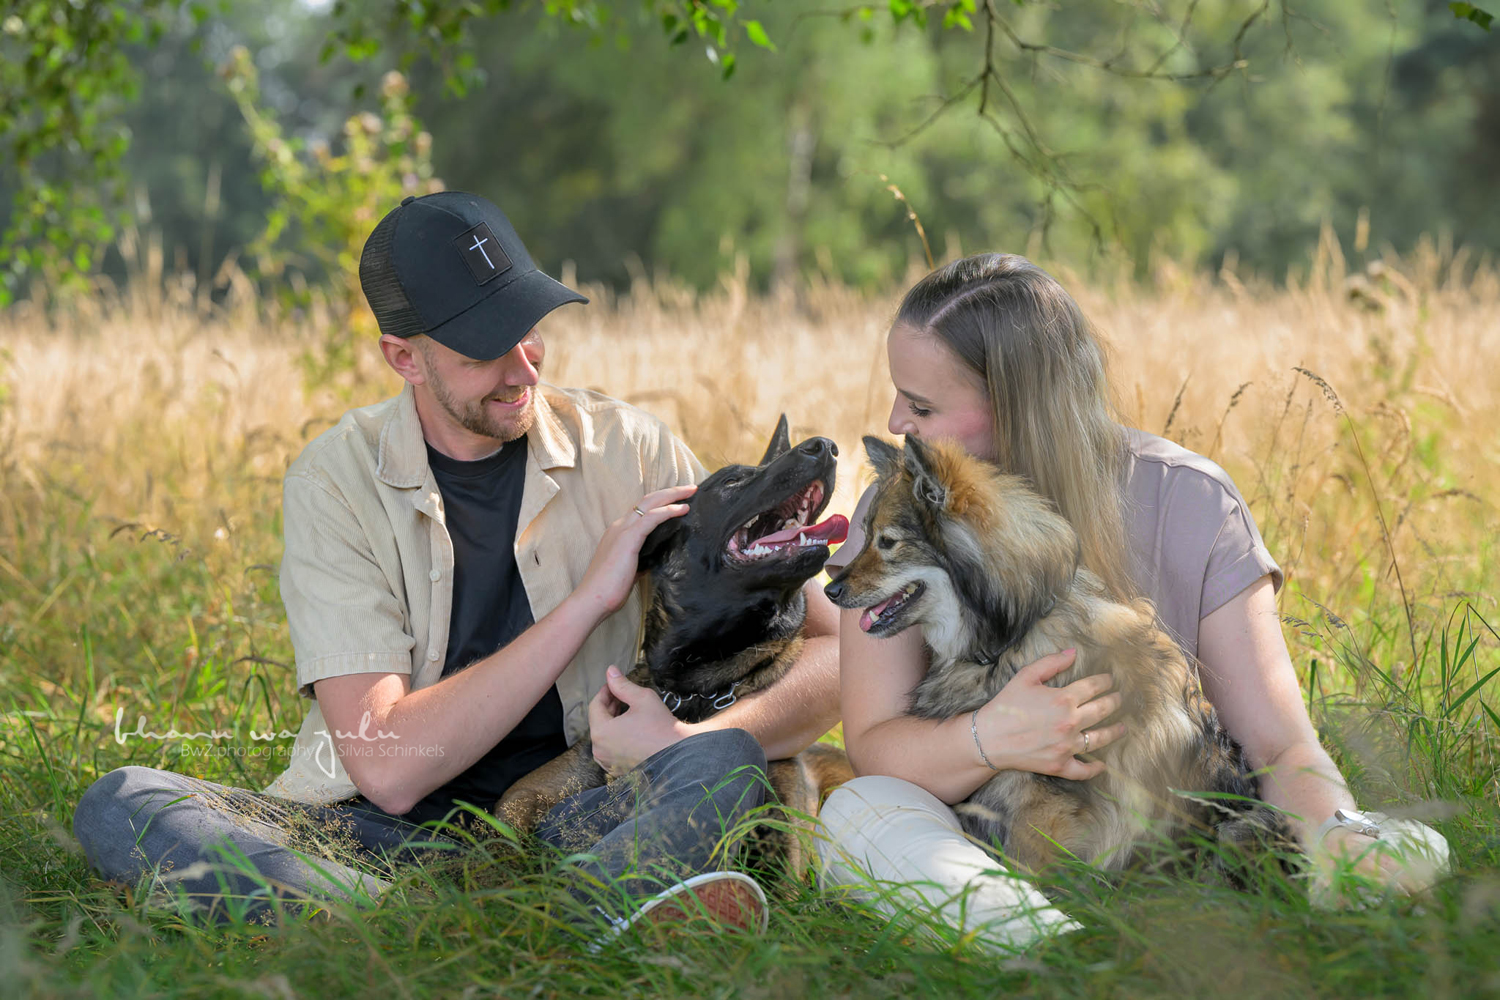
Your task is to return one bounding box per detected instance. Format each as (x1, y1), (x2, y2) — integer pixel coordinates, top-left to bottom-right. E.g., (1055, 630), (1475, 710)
(825, 427), (1282, 661)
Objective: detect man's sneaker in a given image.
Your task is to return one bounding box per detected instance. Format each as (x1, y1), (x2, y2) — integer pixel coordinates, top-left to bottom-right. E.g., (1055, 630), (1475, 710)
(586, 871), (769, 952)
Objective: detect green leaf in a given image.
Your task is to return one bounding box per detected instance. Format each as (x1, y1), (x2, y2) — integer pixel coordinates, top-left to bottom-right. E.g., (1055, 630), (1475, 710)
(943, 9), (973, 30)
(745, 19), (774, 50)
(1450, 2), (1494, 28)
(1444, 657), (1498, 714)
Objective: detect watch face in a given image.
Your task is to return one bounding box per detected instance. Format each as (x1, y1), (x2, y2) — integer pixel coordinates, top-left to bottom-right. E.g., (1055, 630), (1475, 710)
(1335, 808), (1381, 836)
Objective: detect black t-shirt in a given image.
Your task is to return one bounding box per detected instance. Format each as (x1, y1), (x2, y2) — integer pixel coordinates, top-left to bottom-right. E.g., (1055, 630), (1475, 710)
(400, 437), (567, 826)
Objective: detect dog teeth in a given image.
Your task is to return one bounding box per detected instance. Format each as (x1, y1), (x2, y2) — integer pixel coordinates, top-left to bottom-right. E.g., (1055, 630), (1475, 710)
(738, 530), (830, 561)
(870, 582), (919, 622)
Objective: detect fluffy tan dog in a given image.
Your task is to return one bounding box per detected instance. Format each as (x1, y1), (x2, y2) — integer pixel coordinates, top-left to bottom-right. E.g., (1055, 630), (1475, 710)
(824, 435), (1289, 877)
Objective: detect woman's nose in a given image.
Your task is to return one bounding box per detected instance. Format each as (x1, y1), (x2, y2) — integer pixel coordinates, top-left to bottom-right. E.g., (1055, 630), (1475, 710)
(888, 399), (910, 436)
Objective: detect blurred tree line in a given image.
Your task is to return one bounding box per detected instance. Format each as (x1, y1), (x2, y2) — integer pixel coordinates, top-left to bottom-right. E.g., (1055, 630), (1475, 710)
(2, 0), (1495, 299)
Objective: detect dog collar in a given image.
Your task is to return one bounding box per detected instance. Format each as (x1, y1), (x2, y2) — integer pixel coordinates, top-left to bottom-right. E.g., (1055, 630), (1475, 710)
(657, 681), (741, 715)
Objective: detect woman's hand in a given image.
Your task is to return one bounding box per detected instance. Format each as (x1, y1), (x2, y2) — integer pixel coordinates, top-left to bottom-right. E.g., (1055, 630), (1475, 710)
(569, 484), (696, 626)
(1308, 822), (1450, 908)
(972, 648), (1127, 779)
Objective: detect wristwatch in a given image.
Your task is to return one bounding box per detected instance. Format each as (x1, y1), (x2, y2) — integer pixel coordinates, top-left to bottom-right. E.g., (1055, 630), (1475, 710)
(1316, 808), (1384, 843)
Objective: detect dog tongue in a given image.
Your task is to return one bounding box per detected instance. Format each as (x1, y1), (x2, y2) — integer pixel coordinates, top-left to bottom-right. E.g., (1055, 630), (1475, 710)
(753, 513), (849, 547)
(859, 592), (901, 633)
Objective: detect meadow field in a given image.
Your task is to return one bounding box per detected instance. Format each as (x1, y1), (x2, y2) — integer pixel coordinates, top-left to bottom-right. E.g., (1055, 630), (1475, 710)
(2, 233), (1498, 997)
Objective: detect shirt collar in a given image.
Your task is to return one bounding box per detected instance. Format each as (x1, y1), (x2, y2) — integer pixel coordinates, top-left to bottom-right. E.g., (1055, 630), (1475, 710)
(376, 382), (575, 488)
(527, 385), (577, 472)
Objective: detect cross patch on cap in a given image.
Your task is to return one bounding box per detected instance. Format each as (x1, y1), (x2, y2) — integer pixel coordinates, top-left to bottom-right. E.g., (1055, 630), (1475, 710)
(453, 223), (512, 285)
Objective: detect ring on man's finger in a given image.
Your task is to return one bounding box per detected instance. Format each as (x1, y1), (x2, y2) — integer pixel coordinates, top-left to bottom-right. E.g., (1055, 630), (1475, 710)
(632, 506), (646, 518)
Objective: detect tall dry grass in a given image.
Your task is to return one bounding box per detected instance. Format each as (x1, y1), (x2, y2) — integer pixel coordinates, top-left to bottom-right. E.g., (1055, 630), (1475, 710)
(0, 231), (1496, 792)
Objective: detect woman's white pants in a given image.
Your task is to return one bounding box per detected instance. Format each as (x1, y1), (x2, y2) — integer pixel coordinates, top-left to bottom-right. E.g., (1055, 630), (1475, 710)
(817, 776), (1454, 946)
(815, 774), (1082, 951)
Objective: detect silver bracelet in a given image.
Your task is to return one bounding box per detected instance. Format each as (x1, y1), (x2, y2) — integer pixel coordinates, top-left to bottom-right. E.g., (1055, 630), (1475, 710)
(971, 708), (999, 772)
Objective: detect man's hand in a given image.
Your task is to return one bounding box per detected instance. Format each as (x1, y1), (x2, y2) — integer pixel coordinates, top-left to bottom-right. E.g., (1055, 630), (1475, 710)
(571, 485), (696, 627)
(588, 665), (692, 775)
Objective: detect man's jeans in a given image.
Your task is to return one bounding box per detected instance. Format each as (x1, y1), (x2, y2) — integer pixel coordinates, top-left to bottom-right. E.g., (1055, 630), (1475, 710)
(72, 729), (768, 925)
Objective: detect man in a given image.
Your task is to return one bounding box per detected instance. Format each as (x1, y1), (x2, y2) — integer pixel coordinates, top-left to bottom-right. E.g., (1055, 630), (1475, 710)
(73, 191), (840, 937)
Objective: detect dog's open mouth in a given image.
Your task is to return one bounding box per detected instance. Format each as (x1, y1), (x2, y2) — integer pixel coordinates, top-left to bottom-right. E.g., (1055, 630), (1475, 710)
(726, 479), (849, 564)
(860, 581), (925, 633)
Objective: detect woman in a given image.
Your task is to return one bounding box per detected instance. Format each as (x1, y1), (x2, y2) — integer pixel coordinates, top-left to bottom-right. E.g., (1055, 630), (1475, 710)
(818, 253), (1448, 950)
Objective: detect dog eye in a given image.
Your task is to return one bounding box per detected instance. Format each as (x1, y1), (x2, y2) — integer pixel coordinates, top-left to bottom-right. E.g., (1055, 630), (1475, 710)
(875, 534), (897, 551)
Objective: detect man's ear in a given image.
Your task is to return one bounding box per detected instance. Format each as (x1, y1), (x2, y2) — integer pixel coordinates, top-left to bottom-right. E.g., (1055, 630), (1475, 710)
(638, 512), (691, 574)
(379, 334), (427, 386)
(758, 414), (792, 466)
(903, 435), (948, 509)
(863, 436), (902, 481)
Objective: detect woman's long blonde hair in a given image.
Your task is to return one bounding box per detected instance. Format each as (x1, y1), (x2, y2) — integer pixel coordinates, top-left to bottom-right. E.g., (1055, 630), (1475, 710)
(894, 253), (1136, 601)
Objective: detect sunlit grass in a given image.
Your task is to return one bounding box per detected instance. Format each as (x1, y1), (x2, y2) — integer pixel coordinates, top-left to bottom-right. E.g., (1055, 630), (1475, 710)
(2, 231), (1498, 996)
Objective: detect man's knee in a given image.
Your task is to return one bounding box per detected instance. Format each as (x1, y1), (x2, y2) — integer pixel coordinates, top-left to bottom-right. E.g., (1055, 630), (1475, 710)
(692, 728), (767, 782)
(73, 765), (196, 876)
(671, 728), (769, 810)
(74, 766), (152, 872)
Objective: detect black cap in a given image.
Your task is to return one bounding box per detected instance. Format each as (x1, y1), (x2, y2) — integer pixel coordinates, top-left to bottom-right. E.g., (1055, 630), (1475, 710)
(358, 191), (588, 360)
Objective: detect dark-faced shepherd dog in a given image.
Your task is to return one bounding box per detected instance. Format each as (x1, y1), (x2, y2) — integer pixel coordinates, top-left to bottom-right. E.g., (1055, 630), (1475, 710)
(823, 434), (1289, 880)
(497, 416), (855, 877)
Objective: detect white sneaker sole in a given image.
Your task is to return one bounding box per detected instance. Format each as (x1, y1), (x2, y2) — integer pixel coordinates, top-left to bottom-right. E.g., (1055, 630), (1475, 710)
(587, 871), (769, 952)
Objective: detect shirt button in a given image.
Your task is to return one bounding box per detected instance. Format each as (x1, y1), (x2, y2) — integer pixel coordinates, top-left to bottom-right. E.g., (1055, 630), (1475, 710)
(429, 569), (441, 582)
(427, 650), (440, 661)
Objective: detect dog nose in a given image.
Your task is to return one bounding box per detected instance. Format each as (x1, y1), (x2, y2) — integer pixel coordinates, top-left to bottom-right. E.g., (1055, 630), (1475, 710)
(800, 437), (837, 458)
(824, 579), (845, 603)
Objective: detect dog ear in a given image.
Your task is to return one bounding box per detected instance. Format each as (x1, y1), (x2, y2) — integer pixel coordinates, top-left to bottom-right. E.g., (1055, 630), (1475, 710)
(758, 414), (792, 466)
(903, 436), (948, 509)
(863, 435), (902, 481)
(637, 511), (690, 574)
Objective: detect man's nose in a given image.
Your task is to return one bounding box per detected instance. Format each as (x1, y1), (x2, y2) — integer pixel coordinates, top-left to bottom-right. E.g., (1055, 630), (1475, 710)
(505, 342), (540, 384)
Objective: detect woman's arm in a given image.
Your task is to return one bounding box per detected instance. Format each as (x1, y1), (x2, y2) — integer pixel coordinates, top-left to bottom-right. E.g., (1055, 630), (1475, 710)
(1196, 575), (1345, 839)
(1198, 575), (1437, 892)
(839, 606), (1124, 804)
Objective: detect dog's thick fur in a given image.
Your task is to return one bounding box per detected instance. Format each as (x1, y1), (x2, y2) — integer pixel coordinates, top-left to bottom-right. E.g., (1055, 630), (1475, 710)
(496, 416), (854, 878)
(824, 434), (1288, 877)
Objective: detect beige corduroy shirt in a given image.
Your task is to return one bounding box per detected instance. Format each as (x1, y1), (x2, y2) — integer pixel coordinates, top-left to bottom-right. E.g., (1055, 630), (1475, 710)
(263, 382), (705, 804)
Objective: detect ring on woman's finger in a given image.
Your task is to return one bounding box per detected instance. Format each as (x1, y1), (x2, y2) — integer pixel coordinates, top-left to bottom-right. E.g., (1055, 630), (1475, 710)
(1081, 729), (1091, 753)
(632, 506), (646, 518)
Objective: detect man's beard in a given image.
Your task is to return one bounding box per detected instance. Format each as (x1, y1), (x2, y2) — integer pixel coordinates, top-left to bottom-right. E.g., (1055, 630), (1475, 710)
(428, 370), (536, 443)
